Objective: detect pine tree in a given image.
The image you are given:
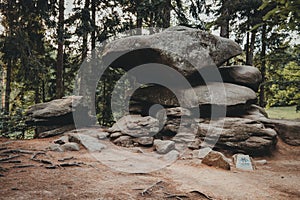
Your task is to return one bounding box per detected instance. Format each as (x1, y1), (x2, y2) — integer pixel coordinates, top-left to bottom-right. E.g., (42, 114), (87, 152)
(56, 0), (65, 98)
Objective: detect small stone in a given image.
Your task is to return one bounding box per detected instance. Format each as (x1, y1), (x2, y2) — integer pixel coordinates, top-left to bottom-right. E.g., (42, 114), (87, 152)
(165, 107), (191, 117)
(82, 129), (110, 140)
(198, 147), (212, 159)
(97, 132), (110, 140)
(130, 147), (144, 154)
(188, 139), (200, 150)
(192, 150), (200, 159)
(61, 142), (80, 151)
(255, 159), (267, 165)
(163, 150), (180, 161)
(133, 142), (139, 147)
(69, 133), (106, 152)
(54, 136), (69, 145)
(49, 144), (64, 152)
(153, 140), (175, 154)
(110, 132), (122, 138)
(113, 136), (133, 147)
(202, 150), (230, 170)
(133, 137), (154, 146)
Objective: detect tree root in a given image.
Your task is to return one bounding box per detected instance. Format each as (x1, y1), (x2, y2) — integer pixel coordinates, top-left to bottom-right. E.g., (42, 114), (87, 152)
(190, 190), (214, 200)
(164, 192), (189, 199)
(1, 149), (36, 154)
(58, 156), (74, 162)
(141, 180), (163, 196)
(0, 155), (20, 162)
(11, 165), (35, 169)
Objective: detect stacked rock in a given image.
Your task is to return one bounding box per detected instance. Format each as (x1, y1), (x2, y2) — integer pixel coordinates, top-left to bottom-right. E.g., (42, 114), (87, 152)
(104, 26), (278, 156)
(26, 96), (94, 138)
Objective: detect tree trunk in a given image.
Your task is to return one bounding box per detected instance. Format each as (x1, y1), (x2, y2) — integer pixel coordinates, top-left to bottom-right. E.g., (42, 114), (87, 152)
(245, 31), (250, 64)
(259, 24), (267, 107)
(220, 8), (229, 38)
(245, 19), (250, 64)
(1, 67), (5, 112)
(91, 0), (96, 51)
(56, 0), (64, 99)
(92, 0), (97, 110)
(42, 79), (45, 102)
(246, 30), (257, 66)
(162, 0), (171, 28)
(135, 0), (142, 34)
(79, 0), (92, 96)
(4, 59), (12, 115)
(82, 0), (90, 61)
(34, 82), (40, 104)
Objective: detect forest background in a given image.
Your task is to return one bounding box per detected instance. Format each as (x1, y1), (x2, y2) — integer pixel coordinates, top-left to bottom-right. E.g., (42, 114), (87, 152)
(0, 0), (299, 138)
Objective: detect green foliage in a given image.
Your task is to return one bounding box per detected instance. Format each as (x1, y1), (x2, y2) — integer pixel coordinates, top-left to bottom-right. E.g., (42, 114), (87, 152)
(260, 0), (300, 32)
(0, 111), (35, 139)
(264, 48), (300, 107)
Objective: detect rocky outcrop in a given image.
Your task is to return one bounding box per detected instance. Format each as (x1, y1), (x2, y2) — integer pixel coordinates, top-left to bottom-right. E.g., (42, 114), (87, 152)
(27, 26), (285, 157)
(104, 24), (278, 155)
(197, 117), (277, 155)
(243, 106), (300, 146)
(258, 119), (300, 146)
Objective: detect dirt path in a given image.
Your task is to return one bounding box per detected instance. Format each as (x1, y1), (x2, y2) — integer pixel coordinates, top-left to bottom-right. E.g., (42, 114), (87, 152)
(0, 137), (299, 200)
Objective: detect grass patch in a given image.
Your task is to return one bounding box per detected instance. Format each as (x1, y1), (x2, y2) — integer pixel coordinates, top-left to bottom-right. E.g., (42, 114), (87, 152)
(266, 106), (300, 120)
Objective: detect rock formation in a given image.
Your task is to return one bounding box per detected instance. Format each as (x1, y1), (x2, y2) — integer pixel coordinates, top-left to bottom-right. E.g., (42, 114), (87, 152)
(104, 26), (280, 156)
(26, 26), (299, 159)
(25, 96), (95, 138)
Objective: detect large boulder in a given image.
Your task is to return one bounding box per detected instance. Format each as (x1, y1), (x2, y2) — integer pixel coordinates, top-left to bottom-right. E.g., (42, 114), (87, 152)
(219, 65), (262, 91)
(102, 26), (242, 78)
(26, 96), (94, 127)
(130, 83), (257, 116)
(197, 117), (277, 155)
(187, 65), (262, 89)
(153, 139), (176, 154)
(25, 96), (95, 138)
(26, 96), (83, 122)
(108, 115), (160, 138)
(201, 150), (231, 170)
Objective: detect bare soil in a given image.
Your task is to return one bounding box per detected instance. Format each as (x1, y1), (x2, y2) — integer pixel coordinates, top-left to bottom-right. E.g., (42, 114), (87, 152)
(0, 136), (299, 200)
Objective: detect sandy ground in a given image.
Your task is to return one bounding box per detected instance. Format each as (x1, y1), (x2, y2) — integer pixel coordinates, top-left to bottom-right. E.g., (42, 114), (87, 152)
(0, 137), (299, 200)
